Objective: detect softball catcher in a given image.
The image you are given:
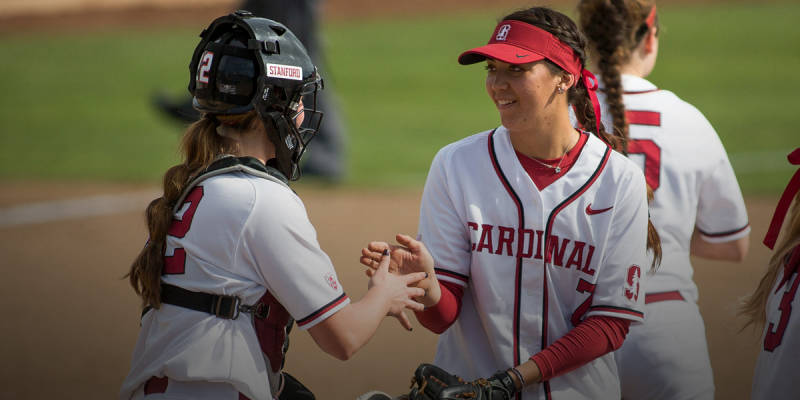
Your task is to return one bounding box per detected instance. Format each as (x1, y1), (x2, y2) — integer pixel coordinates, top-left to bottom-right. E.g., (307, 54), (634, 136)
(120, 11), (425, 400)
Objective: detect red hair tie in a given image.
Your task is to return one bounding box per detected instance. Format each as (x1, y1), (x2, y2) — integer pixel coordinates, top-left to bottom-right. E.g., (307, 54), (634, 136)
(764, 148), (800, 249)
(581, 69), (604, 138)
(645, 5), (657, 29)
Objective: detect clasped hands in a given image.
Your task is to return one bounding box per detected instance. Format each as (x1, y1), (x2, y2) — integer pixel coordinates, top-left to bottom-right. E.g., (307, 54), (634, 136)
(360, 234), (441, 330)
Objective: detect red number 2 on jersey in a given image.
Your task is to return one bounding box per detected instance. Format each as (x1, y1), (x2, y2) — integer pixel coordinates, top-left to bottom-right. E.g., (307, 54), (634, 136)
(626, 110), (662, 191)
(764, 271), (800, 352)
(163, 186), (204, 275)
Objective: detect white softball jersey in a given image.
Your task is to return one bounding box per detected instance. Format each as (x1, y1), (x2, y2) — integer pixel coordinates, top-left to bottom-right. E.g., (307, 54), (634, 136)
(120, 170), (349, 400)
(751, 248), (800, 400)
(595, 74), (750, 301)
(420, 127), (650, 400)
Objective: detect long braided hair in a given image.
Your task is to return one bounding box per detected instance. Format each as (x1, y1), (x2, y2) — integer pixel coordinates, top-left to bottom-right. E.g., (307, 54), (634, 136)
(126, 112), (260, 307)
(504, 7), (662, 269)
(577, 0), (659, 149)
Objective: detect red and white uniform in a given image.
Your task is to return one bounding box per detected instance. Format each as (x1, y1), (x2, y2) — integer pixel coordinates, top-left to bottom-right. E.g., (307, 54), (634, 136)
(751, 245), (800, 400)
(591, 75), (750, 399)
(120, 169), (349, 400)
(419, 127), (649, 400)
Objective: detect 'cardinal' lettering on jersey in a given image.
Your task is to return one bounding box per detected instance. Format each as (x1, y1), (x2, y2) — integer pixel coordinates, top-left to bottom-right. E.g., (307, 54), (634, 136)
(468, 222), (596, 276)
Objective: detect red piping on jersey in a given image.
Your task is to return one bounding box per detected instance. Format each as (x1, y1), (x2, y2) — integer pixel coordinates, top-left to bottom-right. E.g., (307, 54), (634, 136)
(589, 305), (644, 318)
(541, 144), (611, 399)
(698, 223), (750, 238)
(296, 293), (348, 327)
(644, 290), (685, 304)
(434, 267), (469, 284)
(624, 88), (660, 95)
(487, 129), (525, 400)
(625, 110), (661, 126)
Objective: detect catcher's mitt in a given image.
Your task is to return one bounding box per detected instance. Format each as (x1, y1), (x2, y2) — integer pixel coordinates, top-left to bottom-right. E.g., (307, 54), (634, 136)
(408, 363), (517, 400)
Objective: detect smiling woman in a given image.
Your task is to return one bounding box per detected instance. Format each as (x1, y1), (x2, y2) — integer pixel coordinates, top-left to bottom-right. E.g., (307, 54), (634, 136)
(358, 6), (661, 400)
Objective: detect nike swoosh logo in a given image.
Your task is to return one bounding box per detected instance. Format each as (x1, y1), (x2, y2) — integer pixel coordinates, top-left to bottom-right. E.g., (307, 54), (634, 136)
(586, 203), (613, 215)
(515, 54), (530, 58)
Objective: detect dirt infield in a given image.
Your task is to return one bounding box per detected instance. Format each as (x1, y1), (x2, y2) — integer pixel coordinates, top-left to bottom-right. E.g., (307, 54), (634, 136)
(0, 181), (773, 399)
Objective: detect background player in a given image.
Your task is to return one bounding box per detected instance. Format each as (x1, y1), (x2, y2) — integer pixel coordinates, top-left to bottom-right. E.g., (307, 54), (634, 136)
(741, 148), (800, 400)
(119, 12), (426, 400)
(361, 7), (660, 399)
(576, 1), (750, 398)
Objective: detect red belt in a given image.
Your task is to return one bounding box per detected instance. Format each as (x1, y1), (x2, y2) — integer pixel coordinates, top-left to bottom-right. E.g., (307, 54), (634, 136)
(645, 290), (685, 304)
(144, 377), (251, 400)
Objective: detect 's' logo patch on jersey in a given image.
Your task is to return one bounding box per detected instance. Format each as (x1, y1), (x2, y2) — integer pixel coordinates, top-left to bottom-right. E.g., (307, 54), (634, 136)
(625, 265), (642, 302)
(325, 272), (339, 290)
(267, 63), (303, 80)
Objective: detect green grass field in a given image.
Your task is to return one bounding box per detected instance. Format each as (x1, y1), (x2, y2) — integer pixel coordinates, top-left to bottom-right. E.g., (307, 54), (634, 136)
(0, 2), (797, 193)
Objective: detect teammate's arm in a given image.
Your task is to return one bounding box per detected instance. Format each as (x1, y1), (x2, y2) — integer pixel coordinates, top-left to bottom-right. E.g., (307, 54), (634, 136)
(693, 130), (750, 262)
(690, 228), (749, 261)
(308, 250), (427, 360)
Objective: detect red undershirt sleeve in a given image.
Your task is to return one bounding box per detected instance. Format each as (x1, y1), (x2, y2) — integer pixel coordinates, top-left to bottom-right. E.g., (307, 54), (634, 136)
(530, 316), (631, 381)
(415, 280), (464, 334)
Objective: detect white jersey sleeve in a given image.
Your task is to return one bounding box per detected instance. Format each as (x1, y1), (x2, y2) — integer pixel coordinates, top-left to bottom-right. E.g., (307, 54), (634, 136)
(419, 144), (474, 287)
(694, 120), (750, 242)
(586, 155), (649, 322)
(244, 184), (349, 330)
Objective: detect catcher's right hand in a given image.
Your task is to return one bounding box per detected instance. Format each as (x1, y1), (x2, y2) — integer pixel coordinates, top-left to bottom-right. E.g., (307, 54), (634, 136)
(408, 363), (517, 400)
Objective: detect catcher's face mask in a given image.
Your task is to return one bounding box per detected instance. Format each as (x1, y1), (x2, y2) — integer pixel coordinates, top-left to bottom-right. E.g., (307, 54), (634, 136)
(188, 10), (324, 180)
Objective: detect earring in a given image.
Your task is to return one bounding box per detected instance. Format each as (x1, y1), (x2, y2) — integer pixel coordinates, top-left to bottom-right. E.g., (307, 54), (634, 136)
(557, 86), (565, 94)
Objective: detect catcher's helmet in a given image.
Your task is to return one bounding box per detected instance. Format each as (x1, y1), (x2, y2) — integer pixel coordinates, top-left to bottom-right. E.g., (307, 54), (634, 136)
(188, 10), (323, 180)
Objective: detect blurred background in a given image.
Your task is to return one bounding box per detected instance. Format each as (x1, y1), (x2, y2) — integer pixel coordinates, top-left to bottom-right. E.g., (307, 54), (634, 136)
(0, 0), (797, 399)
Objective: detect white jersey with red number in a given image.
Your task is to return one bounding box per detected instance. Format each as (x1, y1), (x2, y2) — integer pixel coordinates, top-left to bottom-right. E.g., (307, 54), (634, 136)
(751, 246), (800, 400)
(419, 128), (649, 400)
(589, 74), (750, 300)
(120, 169), (349, 400)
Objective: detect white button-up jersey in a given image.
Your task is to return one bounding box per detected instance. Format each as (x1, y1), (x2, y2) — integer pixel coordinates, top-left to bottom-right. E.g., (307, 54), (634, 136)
(419, 128), (649, 400)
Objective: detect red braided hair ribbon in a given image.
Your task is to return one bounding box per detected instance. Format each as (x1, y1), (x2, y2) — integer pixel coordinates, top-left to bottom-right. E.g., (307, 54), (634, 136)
(764, 148), (800, 249)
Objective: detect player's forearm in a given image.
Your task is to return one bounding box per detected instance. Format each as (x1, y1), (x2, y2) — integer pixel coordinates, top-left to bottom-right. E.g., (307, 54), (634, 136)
(308, 288), (390, 360)
(513, 359), (543, 387)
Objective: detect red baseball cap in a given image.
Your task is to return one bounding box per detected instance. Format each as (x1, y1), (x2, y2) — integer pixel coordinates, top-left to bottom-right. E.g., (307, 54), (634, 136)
(458, 20), (582, 77)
